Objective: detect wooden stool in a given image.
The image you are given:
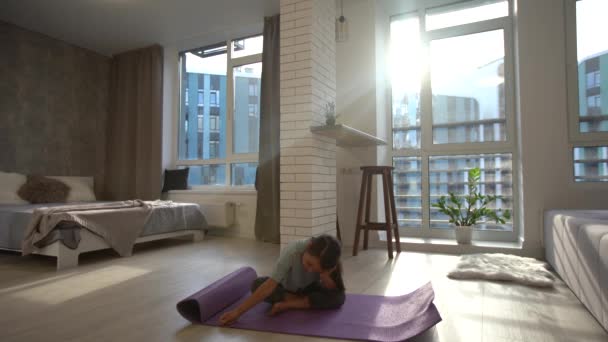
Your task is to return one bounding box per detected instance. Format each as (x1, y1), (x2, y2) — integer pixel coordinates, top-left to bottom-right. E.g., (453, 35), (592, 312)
(352, 166), (401, 259)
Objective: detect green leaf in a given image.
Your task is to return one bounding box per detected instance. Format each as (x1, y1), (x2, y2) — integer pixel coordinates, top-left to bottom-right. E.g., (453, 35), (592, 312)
(435, 167), (511, 229)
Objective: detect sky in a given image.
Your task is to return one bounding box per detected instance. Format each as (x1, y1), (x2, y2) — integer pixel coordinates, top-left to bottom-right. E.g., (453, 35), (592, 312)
(576, 0), (608, 62)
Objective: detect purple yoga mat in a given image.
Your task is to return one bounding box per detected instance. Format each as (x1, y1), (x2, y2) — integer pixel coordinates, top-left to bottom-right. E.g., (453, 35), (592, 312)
(177, 267), (442, 342)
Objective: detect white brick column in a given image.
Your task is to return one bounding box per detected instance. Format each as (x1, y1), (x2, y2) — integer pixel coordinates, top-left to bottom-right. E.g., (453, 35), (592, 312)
(279, 0), (337, 248)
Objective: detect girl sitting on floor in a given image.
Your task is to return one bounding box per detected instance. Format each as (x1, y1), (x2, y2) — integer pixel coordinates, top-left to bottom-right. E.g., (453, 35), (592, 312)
(219, 234), (345, 325)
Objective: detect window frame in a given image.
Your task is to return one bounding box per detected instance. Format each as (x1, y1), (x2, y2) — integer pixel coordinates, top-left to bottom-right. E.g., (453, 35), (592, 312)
(389, 0), (519, 242)
(565, 0), (608, 186)
(176, 35), (263, 189)
(565, 0), (608, 143)
(573, 145), (608, 182)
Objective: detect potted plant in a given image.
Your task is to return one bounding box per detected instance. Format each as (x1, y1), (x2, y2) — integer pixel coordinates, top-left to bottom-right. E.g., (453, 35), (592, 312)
(431, 167), (511, 244)
(324, 101), (338, 126)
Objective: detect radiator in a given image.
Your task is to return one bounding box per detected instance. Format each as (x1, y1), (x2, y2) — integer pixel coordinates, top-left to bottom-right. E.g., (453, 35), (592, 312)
(199, 202), (236, 228)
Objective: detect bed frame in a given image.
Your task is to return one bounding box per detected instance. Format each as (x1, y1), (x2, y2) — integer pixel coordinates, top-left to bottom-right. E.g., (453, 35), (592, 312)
(32, 229), (205, 270)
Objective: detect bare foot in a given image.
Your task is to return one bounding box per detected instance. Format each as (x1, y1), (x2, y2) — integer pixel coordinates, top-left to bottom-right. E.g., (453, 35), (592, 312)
(270, 302), (289, 316)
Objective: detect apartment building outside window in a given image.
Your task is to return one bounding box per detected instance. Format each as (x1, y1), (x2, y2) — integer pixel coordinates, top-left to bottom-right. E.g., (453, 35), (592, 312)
(390, 0), (517, 242)
(177, 35), (263, 187)
(566, 0), (608, 182)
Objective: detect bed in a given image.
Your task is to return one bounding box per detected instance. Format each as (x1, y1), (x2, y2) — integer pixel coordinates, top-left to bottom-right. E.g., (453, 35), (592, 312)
(544, 210), (608, 331)
(0, 201), (207, 270)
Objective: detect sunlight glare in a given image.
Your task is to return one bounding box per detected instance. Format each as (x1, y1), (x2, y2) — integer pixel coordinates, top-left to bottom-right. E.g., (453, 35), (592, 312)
(232, 35), (264, 59)
(389, 17), (422, 95)
(426, 1), (508, 31)
(11, 265), (150, 305)
(186, 52), (227, 75)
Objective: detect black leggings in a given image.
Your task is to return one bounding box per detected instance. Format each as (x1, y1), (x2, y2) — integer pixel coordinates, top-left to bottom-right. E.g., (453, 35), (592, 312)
(251, 276), (345, 310)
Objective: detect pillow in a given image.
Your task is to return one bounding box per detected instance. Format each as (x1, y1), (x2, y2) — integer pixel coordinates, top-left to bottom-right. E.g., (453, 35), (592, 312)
(18, 175), (70, 204)
(48, 176), (96, 202)
(0, 171), (29, 205)
(162, 168), (189, 192)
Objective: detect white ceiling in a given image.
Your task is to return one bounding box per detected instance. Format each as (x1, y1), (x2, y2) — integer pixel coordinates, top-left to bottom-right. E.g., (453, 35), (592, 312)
(0, 0), (279, 56)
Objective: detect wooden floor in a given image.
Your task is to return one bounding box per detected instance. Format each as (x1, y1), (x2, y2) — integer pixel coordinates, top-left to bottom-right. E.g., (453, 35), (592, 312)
(0, 236), (606, 342)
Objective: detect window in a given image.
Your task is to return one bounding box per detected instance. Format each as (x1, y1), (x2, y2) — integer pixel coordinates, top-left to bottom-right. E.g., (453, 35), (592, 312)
(425, 0), (508, 30)
(177, 35), (263, 186)
(197, 90), (204, 106)
(209, 91), (219, 106)
(430, 29), (506, 144)
(249, 83), (258, 97)
(393, 157), (422, 229)
(233, 62), (261, 154)
(197, 115), (203, 133)
(390, 0), (515, 242)
(209, 116), (219, 131)
(186, 165), (225, 186)
(248, 104), (258, 117)
(586, 71), (600, 89)
(587, 95), (601, 108)
(567, 0), (608, 134)
(429, 153), (513, 231)
(574, 146), (608, 182)
(231, 162), (258, 186)
(231, 35), (264, 58)
(566, 0), (608, 182)
(209, 141), (219, 159)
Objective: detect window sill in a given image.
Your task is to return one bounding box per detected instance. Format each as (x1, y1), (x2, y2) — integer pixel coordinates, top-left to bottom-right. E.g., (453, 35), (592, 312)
(377, 237), (527, 256)
(167, 188), (257, 196)
(398, 237), (521, 248)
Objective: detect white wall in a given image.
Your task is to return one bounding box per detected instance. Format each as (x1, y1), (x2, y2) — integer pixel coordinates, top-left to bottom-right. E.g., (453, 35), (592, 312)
(336, 0), (608, 256)
(165, 190), (258, 239)
(515, 0), (608, 255)
(336, 0), (379, 247)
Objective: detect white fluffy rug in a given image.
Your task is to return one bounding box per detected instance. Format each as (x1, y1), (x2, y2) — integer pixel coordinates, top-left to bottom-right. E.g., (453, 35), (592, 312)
(448, 253), (555, 287)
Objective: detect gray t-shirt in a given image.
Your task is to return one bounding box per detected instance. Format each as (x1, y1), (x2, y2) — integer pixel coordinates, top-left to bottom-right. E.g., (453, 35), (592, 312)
(270, 238), (319, 292)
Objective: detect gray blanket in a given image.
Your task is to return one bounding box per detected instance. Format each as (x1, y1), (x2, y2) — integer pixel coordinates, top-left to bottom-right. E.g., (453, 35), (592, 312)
(22, 200), (153, 257)
(34, 220), (83, 249)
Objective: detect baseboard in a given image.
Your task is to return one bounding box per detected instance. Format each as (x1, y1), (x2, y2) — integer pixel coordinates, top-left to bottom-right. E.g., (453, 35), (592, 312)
(207, 228), (255, 240)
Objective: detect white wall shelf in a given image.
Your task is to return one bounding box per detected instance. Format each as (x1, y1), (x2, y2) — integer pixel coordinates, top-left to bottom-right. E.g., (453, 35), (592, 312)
(310, 124), (387, 147)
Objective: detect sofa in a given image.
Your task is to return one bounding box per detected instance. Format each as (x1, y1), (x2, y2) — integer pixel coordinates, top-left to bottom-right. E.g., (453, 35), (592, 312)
(544, 210), (608, 332)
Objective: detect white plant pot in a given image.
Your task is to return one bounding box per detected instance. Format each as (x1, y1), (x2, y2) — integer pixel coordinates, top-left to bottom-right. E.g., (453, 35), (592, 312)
(454, 225), (473, 244)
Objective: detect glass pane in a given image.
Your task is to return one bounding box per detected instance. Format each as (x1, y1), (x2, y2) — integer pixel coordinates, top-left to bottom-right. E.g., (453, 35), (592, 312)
(233, 62), (261, 154)
(576, 0), (608, 133)
(430, 30), (506, 144)
(232, 35), (263, 58)
(393, 157), (422, 230)
(429, 153), (513, 231)
(179, 46), (227, 160)
(390, 15), (422, 149)
(231, 162), (258, 186)
(573, 146), (608, 182)
(426, 0), (508, 31)
(180, 165), (226, 186)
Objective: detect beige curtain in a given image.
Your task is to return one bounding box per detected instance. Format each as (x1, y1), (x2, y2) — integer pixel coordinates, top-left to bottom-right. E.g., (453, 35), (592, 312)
(254, 15), (281, 243)
(103, 45), (163, 200)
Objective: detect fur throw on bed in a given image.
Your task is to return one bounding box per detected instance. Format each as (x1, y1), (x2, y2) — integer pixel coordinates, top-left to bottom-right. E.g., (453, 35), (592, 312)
(448, 253), (555, 287)
(18, 175), (70, 204)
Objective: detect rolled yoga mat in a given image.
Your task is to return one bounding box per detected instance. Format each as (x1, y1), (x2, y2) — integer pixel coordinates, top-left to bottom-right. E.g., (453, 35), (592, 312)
(176, 267), (442, 342)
